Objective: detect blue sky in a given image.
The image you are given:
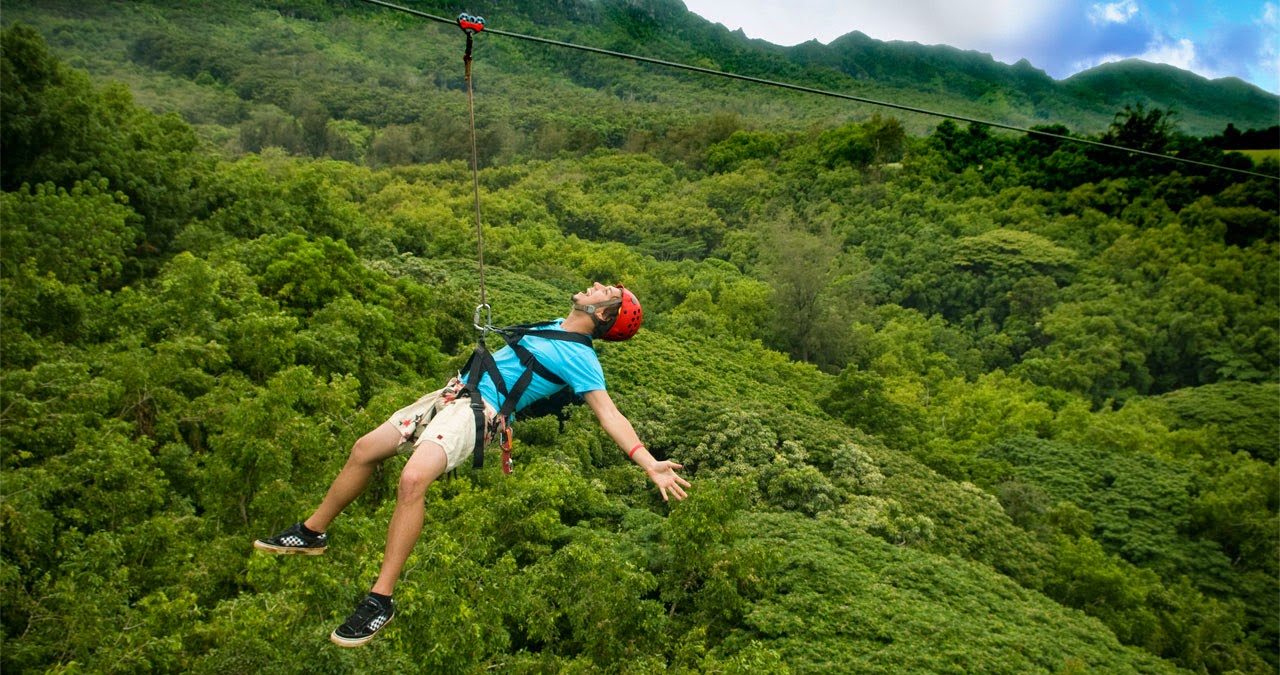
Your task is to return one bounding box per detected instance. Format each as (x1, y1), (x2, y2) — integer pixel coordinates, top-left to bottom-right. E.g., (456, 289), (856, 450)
(681, 0), (1280, 94)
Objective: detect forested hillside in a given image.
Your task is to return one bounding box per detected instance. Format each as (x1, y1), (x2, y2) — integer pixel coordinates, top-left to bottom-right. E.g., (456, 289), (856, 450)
(3, 0), (1277, 170)
(2, 3), (1278, 674)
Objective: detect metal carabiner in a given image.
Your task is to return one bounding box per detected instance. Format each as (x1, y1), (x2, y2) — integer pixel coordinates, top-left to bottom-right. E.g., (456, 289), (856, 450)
(500, 424), (514, 475)
(473, 303), (492, 331)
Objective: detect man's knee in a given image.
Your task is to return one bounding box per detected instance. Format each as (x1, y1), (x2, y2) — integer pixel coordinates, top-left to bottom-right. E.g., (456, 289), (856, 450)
(397, 443), (446, 498)
(397, 463), (436, 498)
(349, 425), (400, 465)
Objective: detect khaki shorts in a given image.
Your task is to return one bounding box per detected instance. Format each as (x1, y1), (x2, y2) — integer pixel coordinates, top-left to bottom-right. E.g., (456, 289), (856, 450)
(386, 380), (497, 472)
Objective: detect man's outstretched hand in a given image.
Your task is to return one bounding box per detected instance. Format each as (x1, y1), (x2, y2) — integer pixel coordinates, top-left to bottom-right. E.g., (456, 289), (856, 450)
(646, 461), (691, 502)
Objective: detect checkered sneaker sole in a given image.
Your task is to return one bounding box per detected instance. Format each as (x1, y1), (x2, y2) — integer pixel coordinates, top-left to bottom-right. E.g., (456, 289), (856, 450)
(253, 523), (327, 555)
(330, 595), (395, 648)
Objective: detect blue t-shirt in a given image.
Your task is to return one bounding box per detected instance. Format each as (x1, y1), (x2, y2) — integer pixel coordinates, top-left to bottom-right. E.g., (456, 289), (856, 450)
(463, 320), (606, 413)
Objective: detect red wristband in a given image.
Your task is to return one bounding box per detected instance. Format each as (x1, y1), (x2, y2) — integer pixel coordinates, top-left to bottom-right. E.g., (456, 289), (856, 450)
(628, 443), (645, 459)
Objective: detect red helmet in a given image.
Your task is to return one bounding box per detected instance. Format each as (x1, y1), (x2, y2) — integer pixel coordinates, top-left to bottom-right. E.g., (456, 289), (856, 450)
(601, 286), (643, 341)
(574, 285), (643, 341)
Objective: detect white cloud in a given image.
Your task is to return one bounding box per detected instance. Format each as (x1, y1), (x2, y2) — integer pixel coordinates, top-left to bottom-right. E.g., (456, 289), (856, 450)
(682, 0), (1067, 49)
(1253, 3), (1279, 90)
(1140, 37), (1201, 72)
(1262, 2), (1278, 26)
(845, 1), (1065, 46)
(1258, 3), (1278, 58)
(1088, 0), (1139, 25)
(1071, 53), (1123, 72)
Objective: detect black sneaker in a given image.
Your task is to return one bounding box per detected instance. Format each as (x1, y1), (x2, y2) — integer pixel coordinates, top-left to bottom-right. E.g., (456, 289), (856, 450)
(253, 522), (327, 555)
(330, 594), (395, 648)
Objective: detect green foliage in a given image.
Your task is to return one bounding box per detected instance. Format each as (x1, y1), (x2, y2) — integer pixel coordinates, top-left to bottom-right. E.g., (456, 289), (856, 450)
(1135, 382), (1280, 462)
(1, 180), (136, 288)
(706, 130), (784, 173)
(817, 115), (907, 169)
(984, 436), (1275, 671)
(2, 23), (207, 256)
(725, 512), (1177, 673)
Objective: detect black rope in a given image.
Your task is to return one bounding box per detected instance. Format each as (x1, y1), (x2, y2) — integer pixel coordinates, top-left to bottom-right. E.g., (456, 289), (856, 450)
(357, 0), (1276, 180)
(460, 23), (487, 318)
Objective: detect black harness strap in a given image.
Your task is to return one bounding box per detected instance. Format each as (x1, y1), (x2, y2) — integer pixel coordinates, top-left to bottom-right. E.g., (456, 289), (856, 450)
(461, 336), (501, 472)
(457, 322), (592, 470)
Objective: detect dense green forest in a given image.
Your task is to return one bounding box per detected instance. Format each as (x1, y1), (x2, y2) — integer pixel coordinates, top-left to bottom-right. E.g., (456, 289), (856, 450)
(2, 2), (1278, 673)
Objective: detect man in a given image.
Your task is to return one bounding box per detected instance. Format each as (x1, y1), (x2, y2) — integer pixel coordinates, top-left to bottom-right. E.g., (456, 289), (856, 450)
(254, 283), (691, 647)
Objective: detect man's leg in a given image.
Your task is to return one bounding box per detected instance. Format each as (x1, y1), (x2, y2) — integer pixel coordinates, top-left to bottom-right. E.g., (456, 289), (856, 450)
(305, 422), (404, 533)
(331, 399), (472, 647)
(255, 422), (406, 555)
(371, 439), (448, 595)
(329, 439), (448, 647)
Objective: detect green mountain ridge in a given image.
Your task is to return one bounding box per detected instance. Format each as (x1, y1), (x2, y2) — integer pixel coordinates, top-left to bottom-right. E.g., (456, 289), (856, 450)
(501, 0), (1279, 134)
(4, 0), (1276, 161)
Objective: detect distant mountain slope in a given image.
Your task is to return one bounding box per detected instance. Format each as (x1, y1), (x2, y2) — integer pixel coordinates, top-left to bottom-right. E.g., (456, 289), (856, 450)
(641, 0), (1278, 135)
(470, 0), (1278, 135)
(3, 0), (1275, 144)
(1063, 59), (1279, 134)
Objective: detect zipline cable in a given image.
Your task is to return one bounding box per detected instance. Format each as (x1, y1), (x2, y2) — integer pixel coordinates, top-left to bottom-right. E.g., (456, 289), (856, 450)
(357, 0), (1277, 181)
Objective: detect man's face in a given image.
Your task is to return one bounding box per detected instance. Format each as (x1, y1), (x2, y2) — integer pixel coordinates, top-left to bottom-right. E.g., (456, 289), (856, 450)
(574, 282), (621, 307)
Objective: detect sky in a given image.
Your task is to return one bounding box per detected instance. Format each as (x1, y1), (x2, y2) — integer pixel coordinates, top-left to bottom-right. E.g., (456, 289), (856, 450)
(680, 0), (1280, 94)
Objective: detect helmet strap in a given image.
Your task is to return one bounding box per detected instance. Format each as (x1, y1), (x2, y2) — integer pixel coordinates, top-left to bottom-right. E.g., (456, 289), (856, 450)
(573, 297), (622, 336)
(573, 297), (621, 319)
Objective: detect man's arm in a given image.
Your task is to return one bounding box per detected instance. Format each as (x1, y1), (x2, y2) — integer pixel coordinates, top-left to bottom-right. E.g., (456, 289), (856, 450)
(583, 389), (690, 502)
